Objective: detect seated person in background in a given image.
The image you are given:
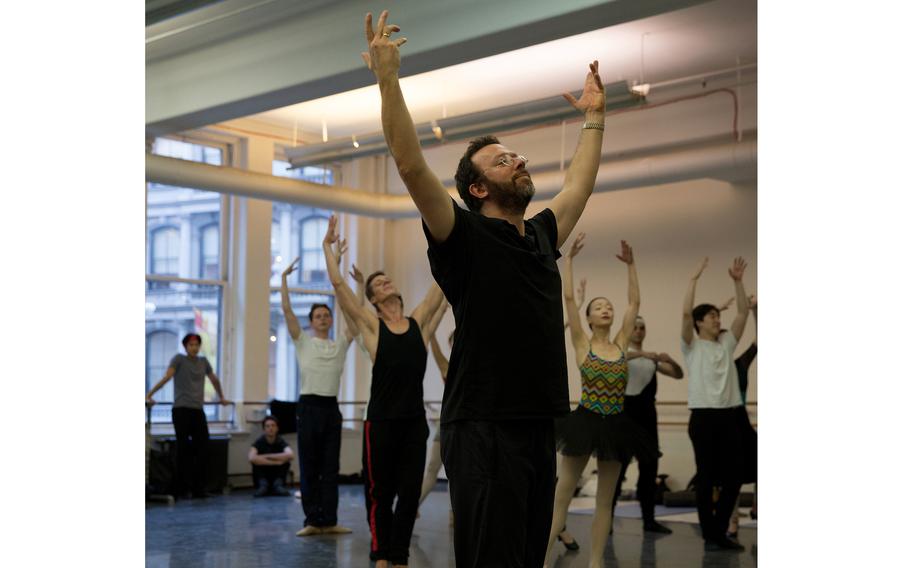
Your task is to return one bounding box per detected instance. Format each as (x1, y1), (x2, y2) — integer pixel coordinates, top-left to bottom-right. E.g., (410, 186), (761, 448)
(248, 416), (294, 497)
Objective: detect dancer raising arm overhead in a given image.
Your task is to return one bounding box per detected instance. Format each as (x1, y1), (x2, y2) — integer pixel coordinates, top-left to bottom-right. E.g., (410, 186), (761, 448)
(280, 236), (358, 537)
(610, 315), (684, 534)
(545, 235), (660, 568)
(323, 214), (444, 568)
(362, 9), (605, 567)
(681, 257), (751, 553)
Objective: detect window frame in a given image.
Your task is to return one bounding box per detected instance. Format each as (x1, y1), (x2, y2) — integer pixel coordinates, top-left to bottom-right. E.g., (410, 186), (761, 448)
(146, 135), (231, 425)
(198, 222), (220, 281)
(298, 214), (330, 286)
(149, 225), (180, 276)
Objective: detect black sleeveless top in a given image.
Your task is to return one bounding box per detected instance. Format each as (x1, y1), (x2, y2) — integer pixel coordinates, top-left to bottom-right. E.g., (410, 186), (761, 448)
(367, 317), (428, 421)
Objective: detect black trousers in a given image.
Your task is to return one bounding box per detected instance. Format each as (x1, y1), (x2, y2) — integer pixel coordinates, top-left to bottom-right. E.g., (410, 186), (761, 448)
(688, 407), (745, 542)
(172, 407), (209, 495)
(441, 419), (556, 568)
(613, 395), (660, 523)
(252, 463), (290, 486)
(297, 395), (342, 528)
(363, 417), (429, 565)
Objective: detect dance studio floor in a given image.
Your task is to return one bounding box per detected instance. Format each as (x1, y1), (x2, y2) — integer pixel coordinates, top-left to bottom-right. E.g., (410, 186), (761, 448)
(146, 484), (757, 567)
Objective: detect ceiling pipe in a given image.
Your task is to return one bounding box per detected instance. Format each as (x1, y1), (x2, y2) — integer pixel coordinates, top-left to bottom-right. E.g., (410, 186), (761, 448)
(648, 62), (756, 91)
(147, 153), (423, 218)
(146, 132), (756, 219)
(285, 81), (641, 168)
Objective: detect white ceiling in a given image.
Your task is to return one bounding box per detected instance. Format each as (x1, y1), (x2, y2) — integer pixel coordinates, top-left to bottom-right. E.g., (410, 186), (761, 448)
(243, 0), (755, 139)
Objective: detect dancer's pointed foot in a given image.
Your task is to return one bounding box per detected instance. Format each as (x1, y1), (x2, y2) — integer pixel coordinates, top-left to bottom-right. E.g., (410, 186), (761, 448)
(558, 526), (580, 551)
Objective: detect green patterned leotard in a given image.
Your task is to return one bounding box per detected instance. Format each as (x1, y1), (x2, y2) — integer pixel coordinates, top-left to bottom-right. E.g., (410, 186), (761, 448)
(579, 349), (628, 415)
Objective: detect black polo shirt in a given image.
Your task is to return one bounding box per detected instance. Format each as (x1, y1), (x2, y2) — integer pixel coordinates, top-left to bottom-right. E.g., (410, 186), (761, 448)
(422, 199), (569, 423)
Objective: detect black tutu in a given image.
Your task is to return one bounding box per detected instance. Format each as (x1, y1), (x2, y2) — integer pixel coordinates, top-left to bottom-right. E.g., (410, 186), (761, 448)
(556, 406), (661, 463)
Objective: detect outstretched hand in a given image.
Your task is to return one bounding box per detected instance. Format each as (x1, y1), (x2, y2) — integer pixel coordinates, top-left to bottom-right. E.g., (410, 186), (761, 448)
(615, 240), (634, 265)
(568, 232), (586, 259)
(361, 10), (408, 79)
(692, 257), (709, 280)
(563, 60), (605, 115)
(282, 257), (300, 278)
(728, 257), (747, 281)
(323, 215), (339, 246)
(718, 296), (735, 312)
(350, 263), (365, 284)
(334, 238), (348, 266)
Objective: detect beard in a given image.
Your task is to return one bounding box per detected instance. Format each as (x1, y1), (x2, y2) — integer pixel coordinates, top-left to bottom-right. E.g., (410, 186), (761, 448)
(482, 172), (535, 214)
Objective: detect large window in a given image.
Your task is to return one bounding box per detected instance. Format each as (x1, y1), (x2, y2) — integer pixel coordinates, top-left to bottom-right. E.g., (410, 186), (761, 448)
(150, 227), (179, 275)
(199, 224), (220, 280)
(147, 330), (178, 402)
(269, 158), (337, 401)
(299, 216), (329, 284)
(146, 138), (228, 422)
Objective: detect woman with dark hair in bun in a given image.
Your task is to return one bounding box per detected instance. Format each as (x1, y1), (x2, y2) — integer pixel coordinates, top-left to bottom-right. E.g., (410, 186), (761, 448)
(544, 234), (659, 568)
(146, 332), (230, 499)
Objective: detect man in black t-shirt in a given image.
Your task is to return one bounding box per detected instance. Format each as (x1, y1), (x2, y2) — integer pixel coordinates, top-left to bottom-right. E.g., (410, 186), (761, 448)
(362, 10), (606, 566)
(248, 416), (294, 497)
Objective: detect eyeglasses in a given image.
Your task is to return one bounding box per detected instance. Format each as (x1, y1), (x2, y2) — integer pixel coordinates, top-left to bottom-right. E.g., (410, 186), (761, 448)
(483, 154), (528, 173)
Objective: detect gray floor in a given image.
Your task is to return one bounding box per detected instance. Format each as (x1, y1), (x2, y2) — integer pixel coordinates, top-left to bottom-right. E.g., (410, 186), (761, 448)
(146, 484), (757, 567)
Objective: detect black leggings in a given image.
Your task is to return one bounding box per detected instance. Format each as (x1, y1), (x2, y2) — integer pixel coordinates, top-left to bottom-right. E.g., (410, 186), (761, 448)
(172, 407), (209, 495)
(688, 408), (745, 542)
(363, 417), (429, 565)
(297, 395), (342, 527)
(612, 394), (660, 522)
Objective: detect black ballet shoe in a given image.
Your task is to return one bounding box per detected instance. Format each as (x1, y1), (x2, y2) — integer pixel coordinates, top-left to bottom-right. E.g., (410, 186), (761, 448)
(643, 520), (673, 534)
(558, 529), (580, 551)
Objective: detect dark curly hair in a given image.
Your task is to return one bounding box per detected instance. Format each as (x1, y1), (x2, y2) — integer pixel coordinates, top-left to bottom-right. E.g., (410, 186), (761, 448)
(454, 135), (500, 212)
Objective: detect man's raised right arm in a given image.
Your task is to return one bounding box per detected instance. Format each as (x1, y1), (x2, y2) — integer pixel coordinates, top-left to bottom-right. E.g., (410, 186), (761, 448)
(323, 215), (376, 337)
(362, 10), (454, 242)
(682, 257), (708, 345)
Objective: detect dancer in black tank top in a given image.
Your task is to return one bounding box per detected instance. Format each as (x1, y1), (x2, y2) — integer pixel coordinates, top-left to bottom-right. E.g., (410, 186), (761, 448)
(611, 315), (684, 534)
(323, 216), (445, 568)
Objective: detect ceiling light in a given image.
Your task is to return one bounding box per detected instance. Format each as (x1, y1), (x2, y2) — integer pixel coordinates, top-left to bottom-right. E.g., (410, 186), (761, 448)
(287, 81), (641, 168)
(270, 335), (277, 342)
(631, 82), (650, 97)
(352, 134), (359, 149)
(431, 120), (444, 140)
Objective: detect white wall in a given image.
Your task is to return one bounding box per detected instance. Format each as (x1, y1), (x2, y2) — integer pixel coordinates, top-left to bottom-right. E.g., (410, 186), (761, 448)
(180, 80), (758, 494)
(379, 82), (758, 492)
(386, 179), (756, 492)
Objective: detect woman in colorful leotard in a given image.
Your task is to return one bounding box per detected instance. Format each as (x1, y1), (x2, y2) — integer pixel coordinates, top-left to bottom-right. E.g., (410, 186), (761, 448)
(544, 234), (660, 568)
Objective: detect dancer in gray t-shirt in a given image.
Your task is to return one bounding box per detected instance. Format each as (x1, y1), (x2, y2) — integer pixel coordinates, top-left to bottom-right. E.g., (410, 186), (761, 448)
(147, 333), (230, 498)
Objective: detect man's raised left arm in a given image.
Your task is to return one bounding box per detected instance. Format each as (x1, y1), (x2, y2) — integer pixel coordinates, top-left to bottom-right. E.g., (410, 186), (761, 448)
(549, 60), (606, 248)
